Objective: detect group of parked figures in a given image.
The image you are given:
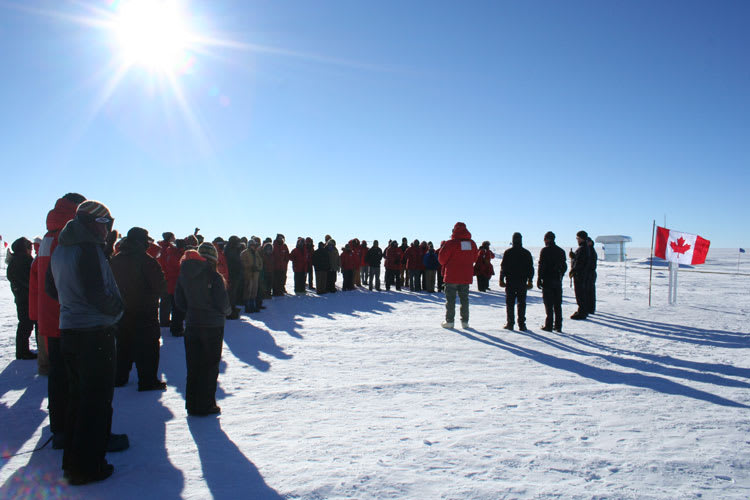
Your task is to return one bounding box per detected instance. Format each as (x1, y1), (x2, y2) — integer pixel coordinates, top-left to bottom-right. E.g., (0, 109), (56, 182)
(3, 192), (599, 486)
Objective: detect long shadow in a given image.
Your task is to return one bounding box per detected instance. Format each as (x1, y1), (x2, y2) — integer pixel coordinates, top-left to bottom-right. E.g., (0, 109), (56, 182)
(0, 361), (48, 472)
(187, 417), (283, 500)
(247, 288), (417, 339)
(590, 312), (750, 349)
(250, 286), (534, 339)
(107, 389), (184, 499)
(564, 333), (750, 380)
(515, 329), (750, 390)
(453, 328), (748, 408)
(223, 320), (292, 372)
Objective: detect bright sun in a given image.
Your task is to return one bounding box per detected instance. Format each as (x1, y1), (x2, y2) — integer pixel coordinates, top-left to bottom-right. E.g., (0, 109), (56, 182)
(114, 0), (193, 73)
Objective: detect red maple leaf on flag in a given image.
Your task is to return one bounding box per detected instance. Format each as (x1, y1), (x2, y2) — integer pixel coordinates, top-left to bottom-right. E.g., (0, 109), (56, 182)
(670, 237), (691, 254)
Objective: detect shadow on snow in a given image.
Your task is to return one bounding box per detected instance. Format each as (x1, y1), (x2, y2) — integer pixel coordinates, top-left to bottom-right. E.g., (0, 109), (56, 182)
(453, 327), (748, 409)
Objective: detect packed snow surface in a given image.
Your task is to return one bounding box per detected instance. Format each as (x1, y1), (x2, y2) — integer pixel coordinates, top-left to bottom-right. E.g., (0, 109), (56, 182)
(1, 247), (749, 499)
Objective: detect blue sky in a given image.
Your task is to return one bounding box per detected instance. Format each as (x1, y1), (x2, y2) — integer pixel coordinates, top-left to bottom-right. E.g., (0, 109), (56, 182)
(1, 0), (747, 249)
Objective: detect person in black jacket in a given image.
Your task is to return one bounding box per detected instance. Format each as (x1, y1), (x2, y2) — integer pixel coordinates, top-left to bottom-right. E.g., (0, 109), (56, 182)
(537, 231), (567, 332)
(569, 230), (590, 320)
(499, 232), (534, 331)
(312, 242), (330, 295)
(7, 237), (37, 360)
(422, 243), (439, 293)
(365, 240), (383, 291)
(175, 242), (231, 416)
(110, 227), (167, 391)
(223, 236), (243, 319)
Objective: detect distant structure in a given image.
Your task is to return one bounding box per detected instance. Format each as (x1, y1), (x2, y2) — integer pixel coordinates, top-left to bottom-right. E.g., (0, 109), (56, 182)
(594, 235), (632, 262)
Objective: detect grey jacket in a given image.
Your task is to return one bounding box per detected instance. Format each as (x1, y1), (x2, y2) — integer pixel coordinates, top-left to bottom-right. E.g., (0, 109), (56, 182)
(47, 218), (123, 330)
(175, 258), (231, 327)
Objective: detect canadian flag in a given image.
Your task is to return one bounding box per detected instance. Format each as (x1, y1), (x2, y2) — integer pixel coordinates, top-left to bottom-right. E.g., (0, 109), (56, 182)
(654, 226), (710, 265)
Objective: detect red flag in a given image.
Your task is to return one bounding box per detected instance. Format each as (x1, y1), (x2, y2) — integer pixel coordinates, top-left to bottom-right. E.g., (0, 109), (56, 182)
(654, 227), (710, 265)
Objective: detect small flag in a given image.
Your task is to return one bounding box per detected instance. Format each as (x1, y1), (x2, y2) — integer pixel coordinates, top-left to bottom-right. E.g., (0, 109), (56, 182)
(654, 226), (710, 265)
(741, 248), (746, 253)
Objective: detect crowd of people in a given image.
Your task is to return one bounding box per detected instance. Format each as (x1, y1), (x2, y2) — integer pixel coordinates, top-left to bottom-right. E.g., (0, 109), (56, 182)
(4, 193), (599, 486)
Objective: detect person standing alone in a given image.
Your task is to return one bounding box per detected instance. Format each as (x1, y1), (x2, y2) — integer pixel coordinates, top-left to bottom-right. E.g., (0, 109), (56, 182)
(439, 222), (478, 329)
(499, 232), (534, 331)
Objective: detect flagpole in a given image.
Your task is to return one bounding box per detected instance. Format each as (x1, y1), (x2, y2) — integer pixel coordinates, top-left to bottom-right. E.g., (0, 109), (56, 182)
(648, 220), (655, 307)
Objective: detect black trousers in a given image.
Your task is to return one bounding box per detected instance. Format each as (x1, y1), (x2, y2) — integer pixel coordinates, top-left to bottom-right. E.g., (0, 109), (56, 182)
(170, 294), (185, 335)
(542, 286), (563, 330)
(505, 286), (527, 326)
(159, 291), (172, 326)
(342, 270), (354, 290)
(184, 326), (224, 413)
(294, 271), (307, 293)
(229, 275), (244, 307)
(307, 268), (314, 288)
(476, 276), (490, 292)
(385, 269), (401, 290)
(47, 336), (69, 436)
(326, 271), (337, 292)
(61, 326), (116, 476)
(15, 301), (34, 357)
(272, 270), (285, 296)
(573, 277), (588, 317)
(586, 272), (597, 314)
(115, 311), (161, 387)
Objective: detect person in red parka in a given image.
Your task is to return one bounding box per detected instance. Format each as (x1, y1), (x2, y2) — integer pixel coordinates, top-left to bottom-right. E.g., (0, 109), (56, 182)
(383, 241), (403, 291)
(474, 241), (495, 292)
(157, 232), (175, 327)
(438, 222), (478, 329)
(272, 235), (290, 296)
(289, 238), (308, 294)
(340, 243), (357, 290)
(29, 193), (85, 448)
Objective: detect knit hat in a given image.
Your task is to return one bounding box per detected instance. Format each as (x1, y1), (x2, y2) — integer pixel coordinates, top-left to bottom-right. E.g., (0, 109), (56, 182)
(576, 230), (588, 240)
(77, 200), (112, 222)
(198, 242), (218, 263)
(185, 235), (199, 248)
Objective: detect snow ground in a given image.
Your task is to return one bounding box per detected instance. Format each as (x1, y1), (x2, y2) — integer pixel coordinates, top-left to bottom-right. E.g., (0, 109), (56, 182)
(1, 247), (749, 499)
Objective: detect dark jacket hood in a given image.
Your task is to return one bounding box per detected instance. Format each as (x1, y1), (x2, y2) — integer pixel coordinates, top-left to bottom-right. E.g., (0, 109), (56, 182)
(118, 237), (148, 256)
(181, 257), (212, 280)
(58, 218), (103, 246)
(11, 237), (31, 254)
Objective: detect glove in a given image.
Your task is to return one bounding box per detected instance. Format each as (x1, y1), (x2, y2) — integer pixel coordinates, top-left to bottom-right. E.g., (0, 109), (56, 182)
(526, 279), (533, 290)
(536, 279), (542, 290)
(499, 278), (506, 288)
(105, 229), (119, 246)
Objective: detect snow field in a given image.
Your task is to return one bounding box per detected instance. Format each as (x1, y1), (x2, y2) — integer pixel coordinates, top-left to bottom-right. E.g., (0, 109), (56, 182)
(1, 247), (749, 499)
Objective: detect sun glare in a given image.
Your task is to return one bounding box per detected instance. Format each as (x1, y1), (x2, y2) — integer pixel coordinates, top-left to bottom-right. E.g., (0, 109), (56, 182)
(114, 0), (192, 73)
